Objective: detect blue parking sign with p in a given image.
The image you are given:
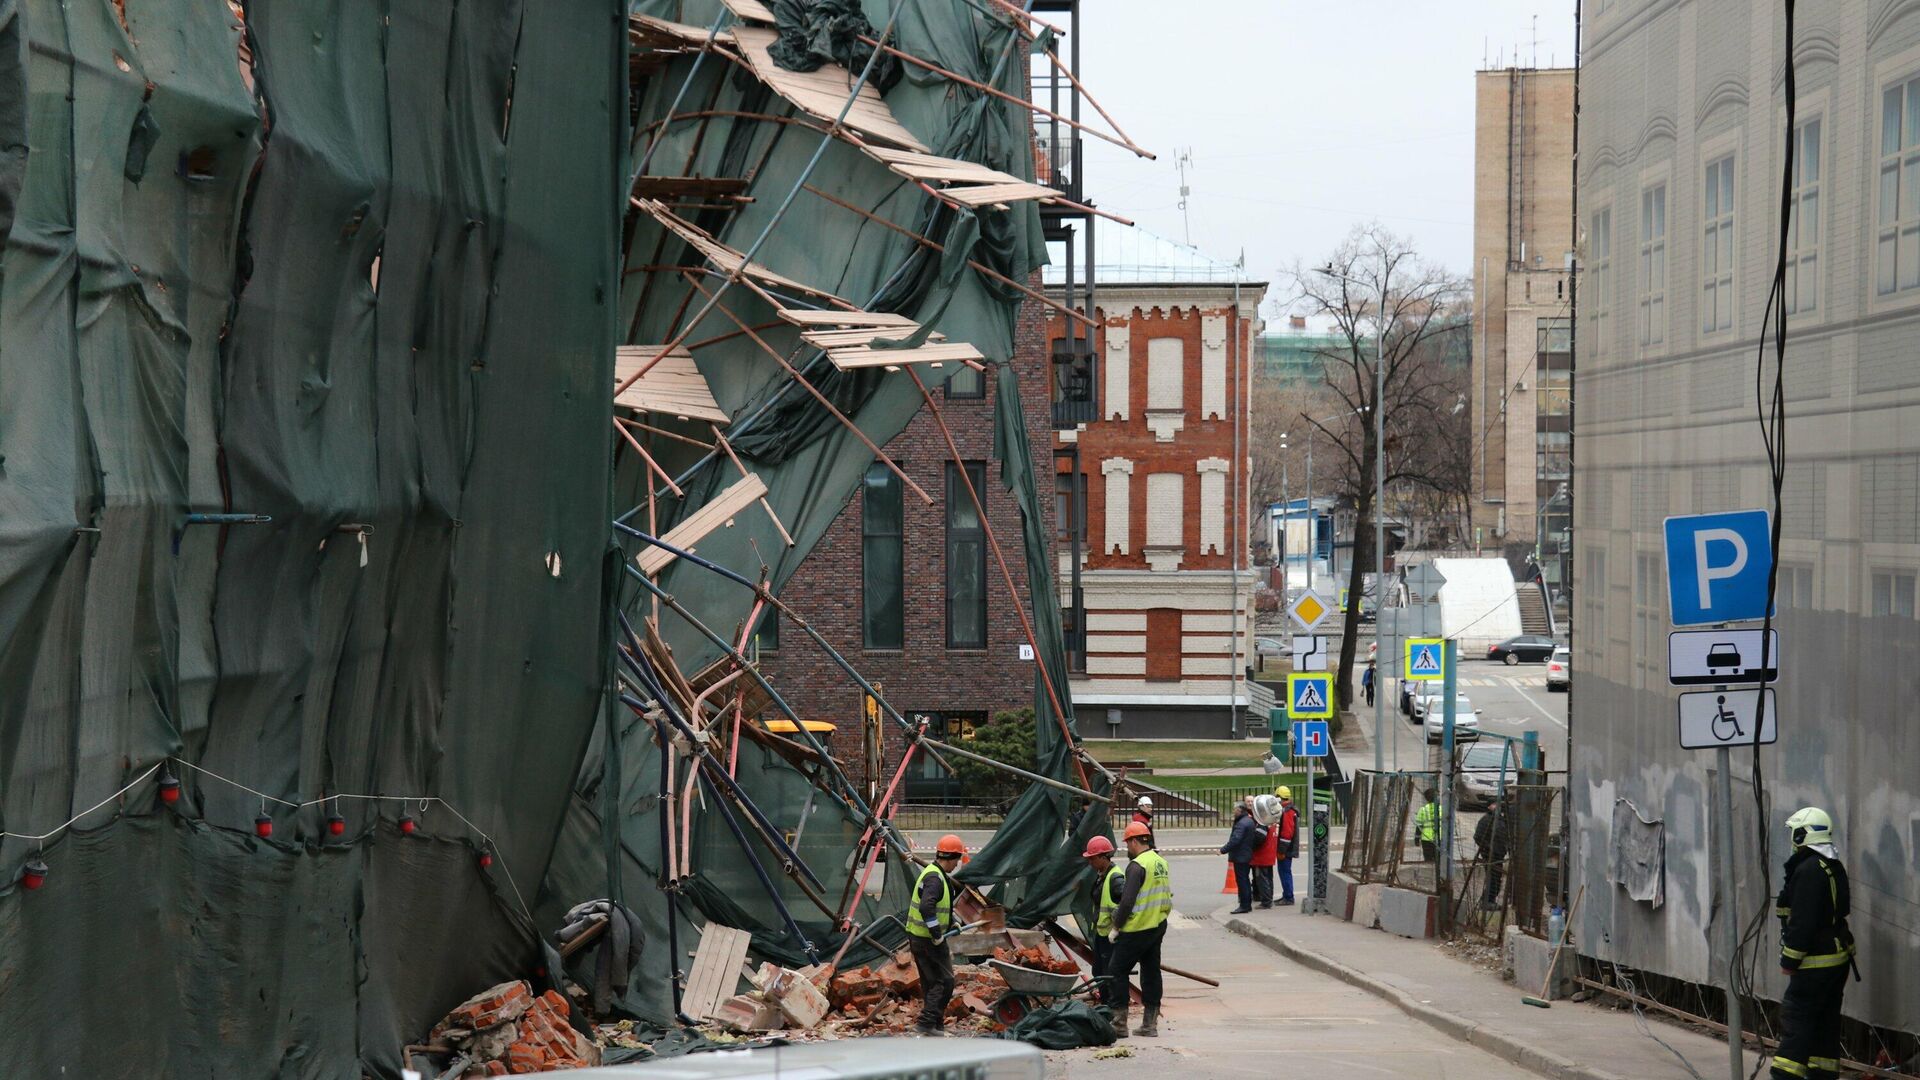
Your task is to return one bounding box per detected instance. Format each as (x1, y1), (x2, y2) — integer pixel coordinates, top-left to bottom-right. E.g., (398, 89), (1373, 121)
(1663, 510), (1774, 627)
(1287, 672), (1334, 719)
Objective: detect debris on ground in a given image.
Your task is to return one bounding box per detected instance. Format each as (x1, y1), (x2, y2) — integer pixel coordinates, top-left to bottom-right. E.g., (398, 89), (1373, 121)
(1092, 1046), (1134, 1059)
(417, 980), (601, 1076)
(991, 944), (1078, 976)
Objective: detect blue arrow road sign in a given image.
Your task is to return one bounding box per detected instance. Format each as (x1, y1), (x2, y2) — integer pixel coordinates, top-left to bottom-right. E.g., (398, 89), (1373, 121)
(1287, 672), (1335, 719)
(1291, 720), (1331, 758)
(1663, 510), (1774, 627)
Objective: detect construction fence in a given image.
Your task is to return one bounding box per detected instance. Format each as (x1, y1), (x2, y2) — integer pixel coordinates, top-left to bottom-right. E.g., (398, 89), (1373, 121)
(1340, 769), (1565, 941)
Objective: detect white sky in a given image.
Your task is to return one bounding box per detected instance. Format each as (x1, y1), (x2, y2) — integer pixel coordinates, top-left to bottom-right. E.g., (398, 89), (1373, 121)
(1068, 1), (1578, 312)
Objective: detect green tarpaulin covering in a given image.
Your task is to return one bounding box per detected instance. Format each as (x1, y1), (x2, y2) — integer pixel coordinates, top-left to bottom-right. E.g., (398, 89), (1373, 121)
(0, 1), (1092, 1074)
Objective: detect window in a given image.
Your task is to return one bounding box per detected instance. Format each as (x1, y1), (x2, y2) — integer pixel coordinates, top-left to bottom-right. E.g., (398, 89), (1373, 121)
(752, 602), (779, 652)
(1787, 119), (1821, 314)
(1702, 156), (1734, 333)
(1777, 564), (1814, 610)
(1146, 338), (1183, 411)
(1102, 458), (1133, 554)
(946, 363), (985, 400)
(1146, 473), (1184, 548)
(1054, 469), (1087, 546)
(861, 463), (903, 650)
(946, 462), (988, 649)
(1588, 207), (1611, 326)
(1879, 77), (1920, 295)
(1872, 570), (1915, 617)
(1639, 183), (1667, 346)
(1145, 608), (1181, 681)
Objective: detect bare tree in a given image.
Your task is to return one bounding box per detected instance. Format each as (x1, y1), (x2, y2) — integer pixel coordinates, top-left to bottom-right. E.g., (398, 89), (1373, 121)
(1284, 224), (1470, 711)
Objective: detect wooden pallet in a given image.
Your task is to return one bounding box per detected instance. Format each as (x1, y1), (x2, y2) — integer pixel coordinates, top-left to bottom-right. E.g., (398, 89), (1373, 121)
(682, 923), (755, 1022)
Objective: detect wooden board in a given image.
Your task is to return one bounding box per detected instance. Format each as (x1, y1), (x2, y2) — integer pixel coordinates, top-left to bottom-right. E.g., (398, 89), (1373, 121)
(637, 474), (772, 577)
(776, 308), (917, 329)
(629, 14), (732, 48)
(614, 346), (729, 424)
(720, 0), (776, 22)
(941, 181), (1061, 208)
(824, 341), (985, 370)
(682, 923), (755, 1022)
(799, 327), (943, 349)
(635, 198), (846, 303)
(731, 26), (930, 153)
(631, 175), (750, 199)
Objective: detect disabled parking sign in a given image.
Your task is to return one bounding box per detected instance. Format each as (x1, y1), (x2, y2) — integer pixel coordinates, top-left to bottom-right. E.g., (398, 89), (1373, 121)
(1286, 672), (1334, 719)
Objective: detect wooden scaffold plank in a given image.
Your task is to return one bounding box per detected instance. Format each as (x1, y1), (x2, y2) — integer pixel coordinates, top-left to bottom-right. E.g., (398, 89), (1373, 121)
(614, 346), (730, 424)
(636, 473), (772, 577)
(729, 26), (930, 153)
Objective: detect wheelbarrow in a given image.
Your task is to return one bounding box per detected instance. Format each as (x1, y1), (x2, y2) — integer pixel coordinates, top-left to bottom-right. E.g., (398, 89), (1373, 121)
(985, 957), (1098, 1026)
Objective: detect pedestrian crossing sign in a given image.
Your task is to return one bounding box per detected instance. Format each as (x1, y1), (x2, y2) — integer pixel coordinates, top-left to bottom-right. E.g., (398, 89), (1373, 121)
(1406, 638), (1446, 681)
(1287, 672), (1335, 719)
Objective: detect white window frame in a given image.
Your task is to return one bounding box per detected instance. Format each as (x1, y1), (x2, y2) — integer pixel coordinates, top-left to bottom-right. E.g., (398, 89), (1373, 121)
(1873, 45), (1920, 308)
(1700, 141), (1737, 336)
(1587, 199), (1613, 337)
(1638, 168), (1670, 351)
(1785, 112), (1823, 317)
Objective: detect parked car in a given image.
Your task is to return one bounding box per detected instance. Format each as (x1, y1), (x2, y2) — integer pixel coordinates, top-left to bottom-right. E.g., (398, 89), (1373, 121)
(1254, 636), (1287, 659)
(1546, 646), (1571, 691)
(1487, 634), (1558, 665)
(1456, 742), (1520, 808)
(1418, 693), (1480, 743)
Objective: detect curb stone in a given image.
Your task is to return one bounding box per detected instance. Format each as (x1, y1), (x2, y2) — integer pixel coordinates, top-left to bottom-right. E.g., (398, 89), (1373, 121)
(1223, 916), (1632, 1080)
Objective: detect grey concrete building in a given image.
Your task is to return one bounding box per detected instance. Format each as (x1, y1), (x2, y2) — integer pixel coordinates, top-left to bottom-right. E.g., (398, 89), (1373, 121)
(1573, 0), (1918, 1041)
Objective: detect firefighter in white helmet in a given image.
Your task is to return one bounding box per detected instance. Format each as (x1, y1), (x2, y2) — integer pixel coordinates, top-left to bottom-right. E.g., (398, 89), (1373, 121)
(1769, 808), (1857, 1080)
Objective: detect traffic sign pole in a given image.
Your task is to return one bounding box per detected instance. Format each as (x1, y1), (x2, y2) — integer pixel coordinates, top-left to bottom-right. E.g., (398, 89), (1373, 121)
(1439, 639), (1458, 927)
(1301, 753), (1315, 915)
(1716, 736), (1744, 1079)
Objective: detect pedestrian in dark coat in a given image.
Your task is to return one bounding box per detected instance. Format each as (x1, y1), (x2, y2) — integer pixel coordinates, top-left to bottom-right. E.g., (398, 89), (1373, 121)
(1219, 805), (1267, 914)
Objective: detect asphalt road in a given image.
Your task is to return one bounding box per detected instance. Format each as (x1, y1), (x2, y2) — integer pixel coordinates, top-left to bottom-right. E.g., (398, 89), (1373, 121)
(1040, 852), (1541, 1079)
(1366, 641), (1568, 772)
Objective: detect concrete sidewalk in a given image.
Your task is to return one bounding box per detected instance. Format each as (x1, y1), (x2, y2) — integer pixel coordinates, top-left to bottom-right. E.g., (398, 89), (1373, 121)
(1213, 899), (1768, 1080)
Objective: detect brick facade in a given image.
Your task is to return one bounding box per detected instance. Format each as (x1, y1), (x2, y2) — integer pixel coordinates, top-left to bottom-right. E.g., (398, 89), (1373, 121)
(1050, 282), (1265, 738)
(756, 294), (1054, 791)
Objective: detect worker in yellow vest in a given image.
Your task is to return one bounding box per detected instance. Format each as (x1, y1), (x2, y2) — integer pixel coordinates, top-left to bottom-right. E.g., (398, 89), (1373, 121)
(1415, 788), (1441, 862)
(904, 834), (966, 1036)
(1082, 835), (1123, 993)
(1103, 821), (1171, 1038)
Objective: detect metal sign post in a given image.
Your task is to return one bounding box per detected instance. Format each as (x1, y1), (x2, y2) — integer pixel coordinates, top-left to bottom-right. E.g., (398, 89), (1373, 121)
(1302, 753), (1315, 915)
(1663, 511), (1778, 1078)
(1290, 719), (1331, 914)
(1438, 639), (1458, 928)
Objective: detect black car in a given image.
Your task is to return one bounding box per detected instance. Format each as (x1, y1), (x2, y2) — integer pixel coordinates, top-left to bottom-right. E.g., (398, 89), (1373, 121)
(1487, 634), (1558, 664)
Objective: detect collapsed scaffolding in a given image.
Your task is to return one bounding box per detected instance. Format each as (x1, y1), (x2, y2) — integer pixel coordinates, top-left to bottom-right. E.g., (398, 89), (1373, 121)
(564, 0), (1165, 1058)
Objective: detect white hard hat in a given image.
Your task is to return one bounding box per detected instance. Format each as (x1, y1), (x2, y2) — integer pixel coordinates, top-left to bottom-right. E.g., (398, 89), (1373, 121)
(1137, 796), (1153, 809)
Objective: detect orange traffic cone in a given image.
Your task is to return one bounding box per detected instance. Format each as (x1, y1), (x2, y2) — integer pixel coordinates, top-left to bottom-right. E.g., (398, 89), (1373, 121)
(1221, 865), (1238, 894)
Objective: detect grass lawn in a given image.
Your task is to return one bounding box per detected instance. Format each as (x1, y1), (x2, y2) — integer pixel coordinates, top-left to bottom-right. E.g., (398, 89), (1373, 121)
(1083, 738), (1274, 770)
(1144, 772), (1305, 796)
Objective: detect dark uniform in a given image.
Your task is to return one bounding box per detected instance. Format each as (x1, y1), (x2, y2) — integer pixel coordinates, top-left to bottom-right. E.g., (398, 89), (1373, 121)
(1104, 847), (1171, 1027)
(1770, 847), (1856, 1079)
(1090, 862), (1124, 992)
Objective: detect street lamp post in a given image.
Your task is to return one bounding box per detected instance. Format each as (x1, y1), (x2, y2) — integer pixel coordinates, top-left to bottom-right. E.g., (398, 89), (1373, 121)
(1316, 265), (1390, 777)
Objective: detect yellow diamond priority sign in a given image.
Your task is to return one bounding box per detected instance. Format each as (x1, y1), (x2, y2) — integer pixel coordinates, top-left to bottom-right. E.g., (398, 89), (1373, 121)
(1288, 590), (1332, 632)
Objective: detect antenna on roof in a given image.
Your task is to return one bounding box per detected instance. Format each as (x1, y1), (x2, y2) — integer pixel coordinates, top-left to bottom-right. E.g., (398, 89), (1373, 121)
(1175, 148), (1195, 246)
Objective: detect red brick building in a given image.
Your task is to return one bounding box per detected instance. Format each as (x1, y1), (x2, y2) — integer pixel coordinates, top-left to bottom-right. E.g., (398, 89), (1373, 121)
(755, 298), (1055, 800)
(1049, 225), (1265, 738)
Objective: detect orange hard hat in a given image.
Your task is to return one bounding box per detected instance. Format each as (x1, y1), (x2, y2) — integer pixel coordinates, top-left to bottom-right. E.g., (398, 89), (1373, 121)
(1122, 821), (1151, 842)
(936, 834), (967, 856)
(1082, 835), (1115, 859)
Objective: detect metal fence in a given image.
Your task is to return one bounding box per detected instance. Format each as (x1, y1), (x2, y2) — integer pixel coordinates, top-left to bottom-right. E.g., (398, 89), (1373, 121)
(1340, 768), (1566, 940)
(893, 782), (1346, 834)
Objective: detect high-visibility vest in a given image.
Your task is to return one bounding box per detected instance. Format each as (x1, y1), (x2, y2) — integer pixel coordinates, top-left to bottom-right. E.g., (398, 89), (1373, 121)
(904, 864), (953, 939)
(1094, 865), (1125, 936)
(1415, 802), (1439, 842)
(1121, 850), (1172, 932)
